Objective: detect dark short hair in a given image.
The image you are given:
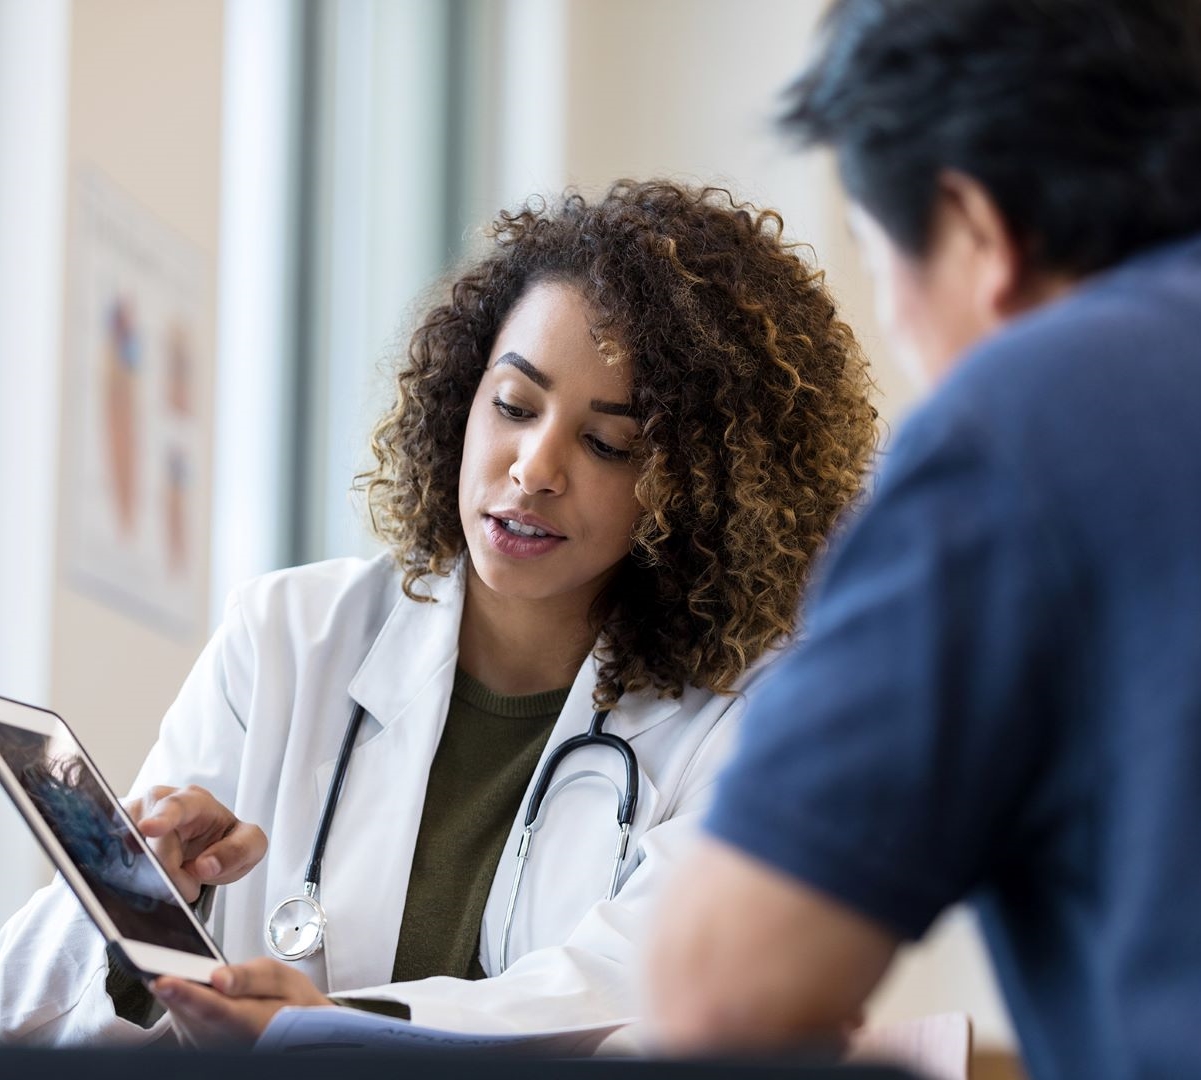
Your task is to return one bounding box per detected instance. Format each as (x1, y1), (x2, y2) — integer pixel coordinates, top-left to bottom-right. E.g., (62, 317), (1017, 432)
(361, 180), (878, 707)
(781, 0), (1201, 274)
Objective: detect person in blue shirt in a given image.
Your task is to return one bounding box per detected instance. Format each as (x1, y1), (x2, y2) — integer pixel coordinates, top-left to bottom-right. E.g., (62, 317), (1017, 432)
(648, 2), (1201, 1078)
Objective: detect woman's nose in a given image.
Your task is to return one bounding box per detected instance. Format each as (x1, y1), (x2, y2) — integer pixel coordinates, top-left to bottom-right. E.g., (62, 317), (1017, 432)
(509, 427), (568, 495)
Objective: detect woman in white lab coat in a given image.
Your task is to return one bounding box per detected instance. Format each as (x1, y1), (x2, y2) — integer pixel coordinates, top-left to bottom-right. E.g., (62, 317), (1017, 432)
(0, 180), (877, 1047)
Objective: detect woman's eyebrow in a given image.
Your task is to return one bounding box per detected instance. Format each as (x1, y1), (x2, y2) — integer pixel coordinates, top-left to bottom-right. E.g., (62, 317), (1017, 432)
(496, 350), (634, 417)
(591, 399), (636, 417)
(495, 351), (551, 389)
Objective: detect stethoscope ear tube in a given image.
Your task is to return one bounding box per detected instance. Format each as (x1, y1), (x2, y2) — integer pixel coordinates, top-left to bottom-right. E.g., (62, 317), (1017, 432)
(523, 709), (638, 825)
(499, 828), (533, 973)
(499, 708), (639, 973)
(606, 733), (638, 827)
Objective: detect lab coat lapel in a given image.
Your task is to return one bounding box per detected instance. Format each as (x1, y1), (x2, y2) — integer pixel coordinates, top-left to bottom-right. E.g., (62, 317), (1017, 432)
(318, 567), (466, 992)
(346, 565), (467, 730)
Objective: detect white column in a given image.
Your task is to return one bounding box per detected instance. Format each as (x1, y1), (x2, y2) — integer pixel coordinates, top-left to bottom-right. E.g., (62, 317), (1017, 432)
(0, 0), (70, 919)
(312, 0), (449, 561)
(493, 0), (569, 211)
(210, 0), (298, 620)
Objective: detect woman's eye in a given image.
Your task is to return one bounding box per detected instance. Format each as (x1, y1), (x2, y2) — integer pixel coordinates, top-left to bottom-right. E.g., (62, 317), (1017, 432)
(587, 435), (632, 462)
(492, 396), (530, 420)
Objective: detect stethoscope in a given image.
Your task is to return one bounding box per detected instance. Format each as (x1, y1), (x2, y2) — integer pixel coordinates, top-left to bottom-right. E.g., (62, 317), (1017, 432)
(264, 697), (639, 970)
(264, 701), (367, 961)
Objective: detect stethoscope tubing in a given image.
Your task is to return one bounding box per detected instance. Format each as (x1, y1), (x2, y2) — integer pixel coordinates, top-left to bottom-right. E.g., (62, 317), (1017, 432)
(266, 699), (639, 969)
(498, 707), (636, 972)
(522, 709), (637, 829)
(304, 701), (367, 888)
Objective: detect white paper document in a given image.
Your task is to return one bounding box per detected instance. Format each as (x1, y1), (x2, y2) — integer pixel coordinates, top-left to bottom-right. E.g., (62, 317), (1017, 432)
(255, 1006), (632, 1056)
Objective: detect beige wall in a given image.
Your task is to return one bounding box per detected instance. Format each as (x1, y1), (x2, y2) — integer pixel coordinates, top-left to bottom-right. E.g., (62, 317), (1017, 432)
(50, 0), (224, 793)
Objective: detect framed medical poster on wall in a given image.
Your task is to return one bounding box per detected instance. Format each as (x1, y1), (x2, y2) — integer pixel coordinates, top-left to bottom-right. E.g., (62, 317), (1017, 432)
(62, 169), (208, 638)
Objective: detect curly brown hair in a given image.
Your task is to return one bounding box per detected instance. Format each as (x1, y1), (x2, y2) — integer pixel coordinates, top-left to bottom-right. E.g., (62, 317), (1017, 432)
(361, 179), (877, 706)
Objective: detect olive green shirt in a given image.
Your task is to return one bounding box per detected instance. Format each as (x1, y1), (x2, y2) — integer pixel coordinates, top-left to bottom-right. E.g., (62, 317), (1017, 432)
(390, 667), (567, 982)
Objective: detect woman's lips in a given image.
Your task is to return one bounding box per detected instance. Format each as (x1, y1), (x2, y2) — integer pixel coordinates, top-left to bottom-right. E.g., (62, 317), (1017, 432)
(484, 514), (567, 559)
(488, 509), (566, 538)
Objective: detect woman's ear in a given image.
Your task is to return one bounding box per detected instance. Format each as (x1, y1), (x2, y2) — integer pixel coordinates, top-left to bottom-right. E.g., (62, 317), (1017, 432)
(933, 169), (1027, 321)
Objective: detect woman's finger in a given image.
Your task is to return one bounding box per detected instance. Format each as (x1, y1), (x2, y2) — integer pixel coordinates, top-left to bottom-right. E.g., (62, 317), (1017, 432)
(186, 822), (268, 885)
(154, 978), (260, 1045)
(142, 831), (201, 902)
(138, 785), (232, 845)
(214, 958), (328, 1006)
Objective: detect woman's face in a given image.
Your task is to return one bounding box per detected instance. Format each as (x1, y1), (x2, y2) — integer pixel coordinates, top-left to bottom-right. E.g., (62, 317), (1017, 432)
(458, 280), (642, 612)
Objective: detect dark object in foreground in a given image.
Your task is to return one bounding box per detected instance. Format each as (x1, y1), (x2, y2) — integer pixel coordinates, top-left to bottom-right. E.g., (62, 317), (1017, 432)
(0, 1045), (919, 1080)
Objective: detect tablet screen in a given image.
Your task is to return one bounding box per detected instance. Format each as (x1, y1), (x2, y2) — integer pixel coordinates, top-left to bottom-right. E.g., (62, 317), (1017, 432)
(0, 719), (215, 957)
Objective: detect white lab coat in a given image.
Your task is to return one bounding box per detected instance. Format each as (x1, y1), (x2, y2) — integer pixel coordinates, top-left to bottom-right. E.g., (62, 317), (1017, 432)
(0, 554), (762, 1046)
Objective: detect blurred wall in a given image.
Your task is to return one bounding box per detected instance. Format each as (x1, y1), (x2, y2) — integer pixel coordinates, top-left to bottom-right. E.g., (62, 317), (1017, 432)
(48, 0), (224, 796)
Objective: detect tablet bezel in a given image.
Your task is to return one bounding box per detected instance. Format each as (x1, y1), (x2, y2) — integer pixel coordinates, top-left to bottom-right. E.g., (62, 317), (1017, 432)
(0, 695), (226, 984)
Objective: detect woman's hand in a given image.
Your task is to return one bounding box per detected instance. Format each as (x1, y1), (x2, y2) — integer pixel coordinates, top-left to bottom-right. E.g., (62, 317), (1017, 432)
(126, 785), (267, 903)
(153, 959), (332, 1046)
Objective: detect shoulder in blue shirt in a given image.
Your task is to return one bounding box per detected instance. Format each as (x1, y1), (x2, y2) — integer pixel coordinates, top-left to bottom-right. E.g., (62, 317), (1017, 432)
(706, 231), (1201, 1080)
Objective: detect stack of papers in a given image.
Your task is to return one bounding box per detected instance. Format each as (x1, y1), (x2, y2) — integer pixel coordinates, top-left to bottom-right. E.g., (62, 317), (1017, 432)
(255, 1006), (631, 1056)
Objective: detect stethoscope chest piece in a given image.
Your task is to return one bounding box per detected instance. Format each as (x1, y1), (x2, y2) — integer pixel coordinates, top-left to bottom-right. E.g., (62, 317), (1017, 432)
(265, 701), (367, 962)
(265, 884), (327, 961)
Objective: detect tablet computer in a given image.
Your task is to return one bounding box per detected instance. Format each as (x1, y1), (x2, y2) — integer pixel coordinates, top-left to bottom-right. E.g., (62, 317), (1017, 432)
(0, 694), (225, 983)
